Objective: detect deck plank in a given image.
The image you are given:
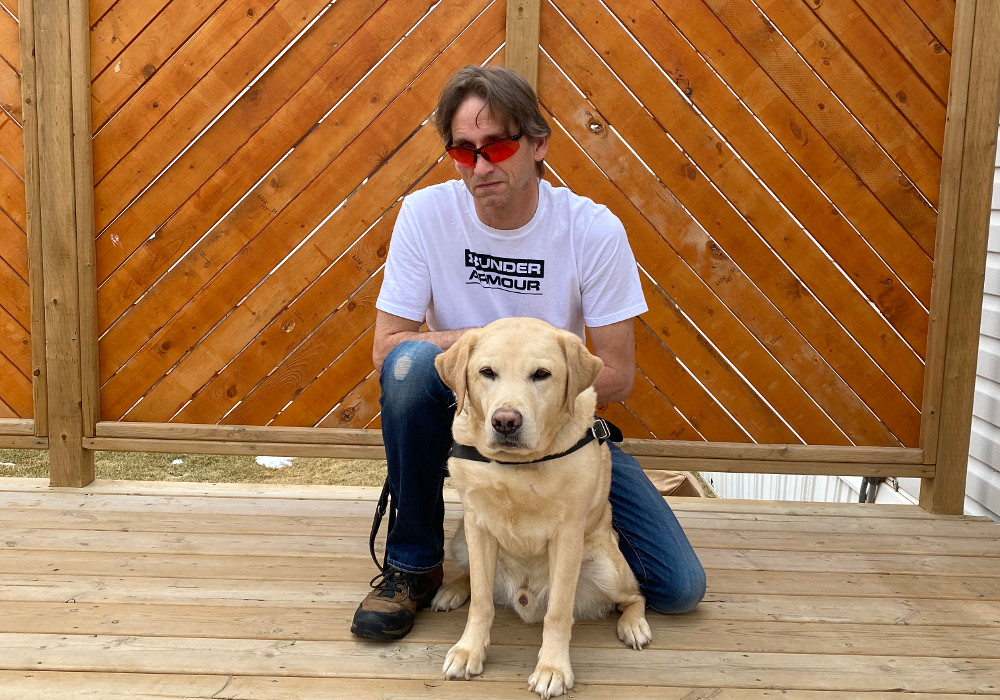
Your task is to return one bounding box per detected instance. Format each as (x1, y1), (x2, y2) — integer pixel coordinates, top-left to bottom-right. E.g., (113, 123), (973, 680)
(0, 479), (998, 696)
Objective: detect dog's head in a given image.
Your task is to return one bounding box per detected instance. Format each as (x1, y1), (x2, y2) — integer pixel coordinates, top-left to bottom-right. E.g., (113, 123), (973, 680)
(435, 317), (603, 458)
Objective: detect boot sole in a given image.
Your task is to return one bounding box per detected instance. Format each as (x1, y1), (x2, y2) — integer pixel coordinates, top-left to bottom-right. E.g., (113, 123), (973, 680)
(350, 590), (440, 641)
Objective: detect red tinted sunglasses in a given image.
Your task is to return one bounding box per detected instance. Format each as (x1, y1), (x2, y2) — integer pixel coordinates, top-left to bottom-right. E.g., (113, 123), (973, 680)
(446, 132), (523, 167)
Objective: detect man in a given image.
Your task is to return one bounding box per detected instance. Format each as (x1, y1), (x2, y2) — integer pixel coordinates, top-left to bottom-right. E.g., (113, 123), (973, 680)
(350, 65), (705, 641)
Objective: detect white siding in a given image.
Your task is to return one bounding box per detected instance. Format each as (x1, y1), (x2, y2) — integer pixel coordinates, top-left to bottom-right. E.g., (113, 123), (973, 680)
(699, 124), (1000, 522)
(700, 472), (916, 506)
(966, 124), (1000, 522)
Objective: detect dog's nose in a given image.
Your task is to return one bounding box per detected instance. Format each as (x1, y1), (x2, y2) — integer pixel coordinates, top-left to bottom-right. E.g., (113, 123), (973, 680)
(491, 408), (522, 435)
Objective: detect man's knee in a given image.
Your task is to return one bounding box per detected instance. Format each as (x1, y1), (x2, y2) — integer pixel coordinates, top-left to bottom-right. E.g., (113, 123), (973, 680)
(380, 341), (446, 412)
(644, 565), (706, 615)
(382, 341), (441, 384)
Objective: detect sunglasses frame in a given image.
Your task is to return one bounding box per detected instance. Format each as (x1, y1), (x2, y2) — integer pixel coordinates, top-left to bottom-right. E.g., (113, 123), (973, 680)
(446, 131), (524, 167)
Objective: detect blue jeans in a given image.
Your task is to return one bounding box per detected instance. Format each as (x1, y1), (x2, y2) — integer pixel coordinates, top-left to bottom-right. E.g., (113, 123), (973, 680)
(379, 340), (706, 614)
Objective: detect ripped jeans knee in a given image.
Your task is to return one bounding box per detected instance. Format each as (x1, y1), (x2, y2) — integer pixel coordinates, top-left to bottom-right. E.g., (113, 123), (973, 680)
(379, 340), (451, 420)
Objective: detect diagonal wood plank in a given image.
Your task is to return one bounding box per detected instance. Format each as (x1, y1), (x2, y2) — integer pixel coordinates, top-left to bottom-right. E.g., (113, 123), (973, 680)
(756, 0), (944, 188)
(855, 0), (952, 100)
(0, 303), (30, 375)
(90, 0), (170, 80)
(92, 0), (281, 177)
(100, 0), (501, 420)
(315, 371), (381, 429)
(0, 111), (25, 177)
(556, 0), (930, 372)
(95, 0), (435, 326)
(0, 6), (19, 72)
(540, 99), (892, 445)
(540, 37), (916, 445)
(656, 0), (938, 257)
(220, 271), (384, 426)
(607, 0), (934, 307)
(901, 0), (955, 53)
(799, 0), (946, 155)
(123, 12), (502, 424)
(93, 0), (329, 230)
(0, 208), (27, 280)
(0, 158), (25, 229)
(699, 0), (939, 239)
(0, 350), (31, 416)
(90, 0), (226, 129)
(270, 326), (377, 428)
(0, 55), (22, 122)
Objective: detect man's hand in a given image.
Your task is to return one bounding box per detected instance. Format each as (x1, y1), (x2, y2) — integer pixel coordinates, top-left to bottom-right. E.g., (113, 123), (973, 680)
(373, 310), (471, 372)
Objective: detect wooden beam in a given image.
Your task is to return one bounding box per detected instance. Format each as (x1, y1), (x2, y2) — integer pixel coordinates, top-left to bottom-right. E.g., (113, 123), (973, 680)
(505, 0), (540, 91)
(0, 435), (48, 450)
(87, 422), (927, 477)
(920, 0), (1000, 513)
(18, 0), (47, 435)
(0, 418), (37, 436)
(24, 0), (97, 486)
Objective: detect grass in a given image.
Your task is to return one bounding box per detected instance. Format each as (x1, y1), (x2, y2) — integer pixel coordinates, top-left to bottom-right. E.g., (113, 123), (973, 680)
(0, 448), (388, 486)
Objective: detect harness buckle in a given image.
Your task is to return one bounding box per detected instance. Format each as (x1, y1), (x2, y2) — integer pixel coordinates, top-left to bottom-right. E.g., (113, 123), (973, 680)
(591, 418), (612, 442)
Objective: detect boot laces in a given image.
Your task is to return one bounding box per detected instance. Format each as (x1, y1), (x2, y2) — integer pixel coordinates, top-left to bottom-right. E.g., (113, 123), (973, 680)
(369, 568), (412, 599)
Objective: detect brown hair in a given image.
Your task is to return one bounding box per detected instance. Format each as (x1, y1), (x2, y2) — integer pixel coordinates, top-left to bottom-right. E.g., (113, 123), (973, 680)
(435, 65), (551, 177)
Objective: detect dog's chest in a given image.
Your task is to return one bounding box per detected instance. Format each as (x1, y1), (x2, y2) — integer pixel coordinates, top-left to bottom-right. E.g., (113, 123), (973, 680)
(457, 468), (567, 556)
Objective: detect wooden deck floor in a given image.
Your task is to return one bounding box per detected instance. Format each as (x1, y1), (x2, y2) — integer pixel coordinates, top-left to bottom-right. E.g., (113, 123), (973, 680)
(1, 478), (999, 698)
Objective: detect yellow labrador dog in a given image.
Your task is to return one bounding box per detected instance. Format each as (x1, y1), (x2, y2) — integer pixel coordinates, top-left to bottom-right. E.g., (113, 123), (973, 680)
(432, 317), (651, 699)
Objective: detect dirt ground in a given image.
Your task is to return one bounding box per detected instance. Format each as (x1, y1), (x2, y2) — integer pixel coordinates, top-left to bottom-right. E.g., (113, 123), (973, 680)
(0, 448), (388, 486)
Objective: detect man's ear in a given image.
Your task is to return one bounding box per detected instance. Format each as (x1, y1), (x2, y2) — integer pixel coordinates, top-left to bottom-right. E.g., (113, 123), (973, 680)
(560, 333), (603, 416)
(435, 330), (480, 415)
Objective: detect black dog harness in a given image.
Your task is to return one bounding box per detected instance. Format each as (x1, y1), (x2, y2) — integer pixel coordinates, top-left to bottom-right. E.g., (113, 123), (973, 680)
(368, 419), (622, 569)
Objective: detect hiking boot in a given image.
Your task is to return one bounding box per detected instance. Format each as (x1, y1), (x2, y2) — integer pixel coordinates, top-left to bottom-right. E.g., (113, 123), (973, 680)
(350, 564), (444, 640)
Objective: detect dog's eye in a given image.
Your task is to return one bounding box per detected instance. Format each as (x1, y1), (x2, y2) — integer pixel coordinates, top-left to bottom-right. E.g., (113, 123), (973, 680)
(532, 369), (551, 381)
(480, 367), (496, 379)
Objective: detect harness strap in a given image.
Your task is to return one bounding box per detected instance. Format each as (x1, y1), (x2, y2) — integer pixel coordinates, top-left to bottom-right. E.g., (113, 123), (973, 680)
(449, 417), (622, 465)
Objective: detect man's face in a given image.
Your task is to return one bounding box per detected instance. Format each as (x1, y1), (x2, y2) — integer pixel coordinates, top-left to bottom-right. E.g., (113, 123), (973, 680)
(449, 97), (549, 230)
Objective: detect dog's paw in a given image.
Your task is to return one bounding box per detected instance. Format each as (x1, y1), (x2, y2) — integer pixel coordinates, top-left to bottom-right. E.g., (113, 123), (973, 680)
(432, 577), (471, 611)
(442, 642), (487, 680)
(528, 662), (574, 699)
(617, 612), (652, 650)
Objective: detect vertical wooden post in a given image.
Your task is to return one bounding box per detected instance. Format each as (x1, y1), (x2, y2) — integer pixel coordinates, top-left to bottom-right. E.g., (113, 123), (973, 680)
(18, 0), (48, 437)
(21, 0), (98, 487)
(919, 0), (1000, 513)
(506, 0), (541, 92)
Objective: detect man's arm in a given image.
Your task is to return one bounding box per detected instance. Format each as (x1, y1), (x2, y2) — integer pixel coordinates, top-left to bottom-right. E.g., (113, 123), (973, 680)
(373, 310), (472, 373)
(588, 318), (637, 405)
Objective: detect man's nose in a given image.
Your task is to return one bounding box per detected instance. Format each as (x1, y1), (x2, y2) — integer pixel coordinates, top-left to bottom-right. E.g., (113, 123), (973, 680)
(473, 155), (495, 176)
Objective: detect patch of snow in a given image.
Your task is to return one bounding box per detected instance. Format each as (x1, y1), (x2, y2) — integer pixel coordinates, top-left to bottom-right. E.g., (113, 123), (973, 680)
(256, 456), (294, 469)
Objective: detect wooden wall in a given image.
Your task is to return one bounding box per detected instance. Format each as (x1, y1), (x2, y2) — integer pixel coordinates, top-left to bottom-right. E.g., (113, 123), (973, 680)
(2, 0), (1000, 513)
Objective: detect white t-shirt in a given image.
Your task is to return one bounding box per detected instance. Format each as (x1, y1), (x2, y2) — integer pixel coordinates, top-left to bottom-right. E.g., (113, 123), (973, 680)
(376, 179), (647, 340)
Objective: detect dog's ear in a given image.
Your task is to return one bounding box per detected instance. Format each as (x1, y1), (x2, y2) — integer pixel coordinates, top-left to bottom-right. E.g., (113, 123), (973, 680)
(560, 334), (603, 416)
(435, 330), (480, 415)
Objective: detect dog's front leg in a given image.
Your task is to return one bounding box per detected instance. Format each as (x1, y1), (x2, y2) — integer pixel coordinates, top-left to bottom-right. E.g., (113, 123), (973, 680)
(442, 519), (498, 681)
(529, 528), (585, 699)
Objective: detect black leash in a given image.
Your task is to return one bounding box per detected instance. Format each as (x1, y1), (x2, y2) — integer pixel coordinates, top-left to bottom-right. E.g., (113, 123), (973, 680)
(367, 418), (622, 570)
(368, 478), (396, 570)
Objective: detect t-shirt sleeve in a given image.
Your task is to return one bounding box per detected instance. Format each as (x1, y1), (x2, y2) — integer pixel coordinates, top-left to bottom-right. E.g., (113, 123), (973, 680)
(579, 208), (648, 327)
(375, 198), (432, 322)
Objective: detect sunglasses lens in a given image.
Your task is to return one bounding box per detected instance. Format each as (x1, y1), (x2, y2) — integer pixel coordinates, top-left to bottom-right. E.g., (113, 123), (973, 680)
(481, 138), (520, 163)
(447, 148), (476, 167)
